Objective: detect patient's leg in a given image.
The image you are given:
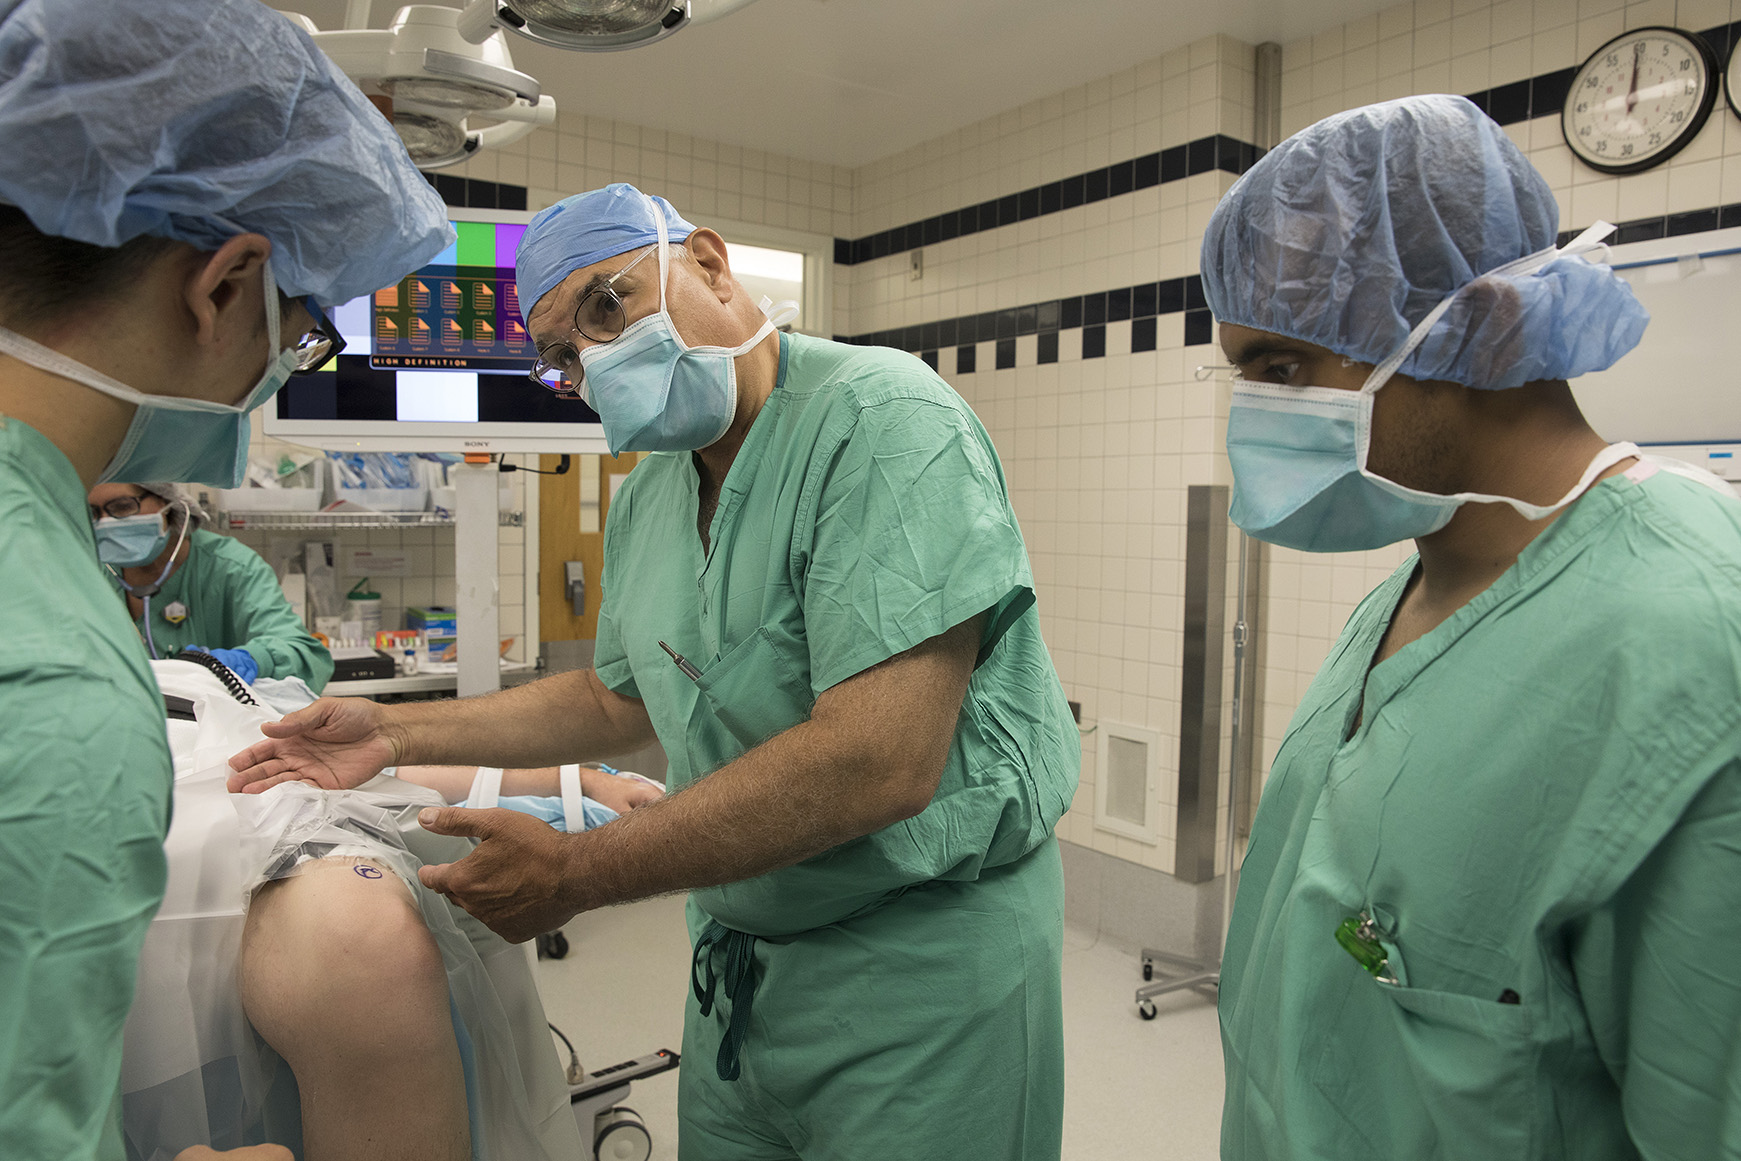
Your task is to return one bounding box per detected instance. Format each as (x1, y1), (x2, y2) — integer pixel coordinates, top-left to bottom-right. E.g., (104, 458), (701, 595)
(239, 858), (470, 1161)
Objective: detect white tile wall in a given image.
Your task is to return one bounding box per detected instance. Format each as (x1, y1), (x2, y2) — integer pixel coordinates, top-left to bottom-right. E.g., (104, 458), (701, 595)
(847, 38), (1252, 343)
(435, 112), (855, 334)
(1282, 0), (1741, 228)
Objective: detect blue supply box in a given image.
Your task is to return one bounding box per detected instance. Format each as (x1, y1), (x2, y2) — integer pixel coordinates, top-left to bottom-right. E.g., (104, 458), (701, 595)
(406, 605), (457, 661)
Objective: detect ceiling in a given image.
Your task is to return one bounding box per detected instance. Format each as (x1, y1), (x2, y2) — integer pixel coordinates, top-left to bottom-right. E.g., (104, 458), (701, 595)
(284, 0), (1394, 169)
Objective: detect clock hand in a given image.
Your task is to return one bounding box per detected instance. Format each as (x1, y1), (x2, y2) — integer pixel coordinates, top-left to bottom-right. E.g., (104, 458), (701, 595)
(1626, 43), (1641, 114)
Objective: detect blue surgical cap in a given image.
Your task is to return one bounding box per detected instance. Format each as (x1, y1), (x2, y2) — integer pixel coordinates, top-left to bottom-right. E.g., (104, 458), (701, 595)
(1202, 95), (1647, 390)
(0, 0), (453, 306)
(516, 183), (695, 318)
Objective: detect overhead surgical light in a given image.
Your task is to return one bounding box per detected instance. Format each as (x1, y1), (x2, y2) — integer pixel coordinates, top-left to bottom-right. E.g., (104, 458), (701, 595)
(454, 0), (760, 52)
(285, 0), (760, 169)
(283, 4), (557, 170)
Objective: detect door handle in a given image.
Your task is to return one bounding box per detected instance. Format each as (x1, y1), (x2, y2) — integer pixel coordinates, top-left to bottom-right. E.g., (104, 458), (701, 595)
(564, 560), (585, 616)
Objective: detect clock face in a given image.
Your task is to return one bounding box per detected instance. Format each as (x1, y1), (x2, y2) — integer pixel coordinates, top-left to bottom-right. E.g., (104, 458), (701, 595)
(1725, 35), (1741, 123)
(1562, 27), (1717, 175)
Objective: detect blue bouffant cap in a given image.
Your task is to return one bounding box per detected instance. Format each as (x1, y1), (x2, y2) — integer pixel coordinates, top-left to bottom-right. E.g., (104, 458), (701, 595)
(1201, 95), (1647, 389)
(0, 0), (453, 305)
(516, 183), (696, 319)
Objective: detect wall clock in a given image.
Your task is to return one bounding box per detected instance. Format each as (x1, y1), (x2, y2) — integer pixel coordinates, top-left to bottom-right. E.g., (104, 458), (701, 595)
(1562, 26), (1717, 174)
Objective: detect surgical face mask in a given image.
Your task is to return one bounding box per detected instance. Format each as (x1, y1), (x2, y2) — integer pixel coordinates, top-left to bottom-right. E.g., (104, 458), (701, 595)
(576, 197), (798, 454)
(1225, 223), (1638, 552)
(0, 263), (300, 488)
(103, 500), (191, 597)
(94, 510), (171, 567)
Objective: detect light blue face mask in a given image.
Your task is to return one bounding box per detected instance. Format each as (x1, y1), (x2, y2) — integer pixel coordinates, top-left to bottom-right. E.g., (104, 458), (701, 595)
(1226, 223), (1639, 552)
(577, 196), (797, 454)
(0, 263), (299, 488)
(94, 509), (172, 567)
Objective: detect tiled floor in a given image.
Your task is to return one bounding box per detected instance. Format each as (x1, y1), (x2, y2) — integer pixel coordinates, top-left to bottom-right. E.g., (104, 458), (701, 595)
(535, 895), (1224, 1160)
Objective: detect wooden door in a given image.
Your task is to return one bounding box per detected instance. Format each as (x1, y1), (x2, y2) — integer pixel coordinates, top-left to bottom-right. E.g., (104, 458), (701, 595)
(537, 452), (640, 641)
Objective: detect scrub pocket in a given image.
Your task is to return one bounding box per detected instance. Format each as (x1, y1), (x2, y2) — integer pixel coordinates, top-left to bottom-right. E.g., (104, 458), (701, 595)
(1310, 965), (1541, 1155)
(696, 626), (814, 749)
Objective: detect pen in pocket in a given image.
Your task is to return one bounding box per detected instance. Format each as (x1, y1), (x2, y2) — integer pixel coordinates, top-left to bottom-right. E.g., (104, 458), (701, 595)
(658, 640), (702, 682)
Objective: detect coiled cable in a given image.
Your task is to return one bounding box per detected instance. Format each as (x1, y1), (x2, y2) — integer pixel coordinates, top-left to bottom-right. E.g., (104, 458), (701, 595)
(174, 647), (258, 706)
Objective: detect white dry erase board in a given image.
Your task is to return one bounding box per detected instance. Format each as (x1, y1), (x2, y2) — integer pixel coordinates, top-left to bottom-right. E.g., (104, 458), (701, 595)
(1572, 226), (1741, 446)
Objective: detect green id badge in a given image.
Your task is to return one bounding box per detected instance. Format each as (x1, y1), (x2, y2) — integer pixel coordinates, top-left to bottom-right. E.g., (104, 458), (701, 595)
(1335, 913), (1392, 980)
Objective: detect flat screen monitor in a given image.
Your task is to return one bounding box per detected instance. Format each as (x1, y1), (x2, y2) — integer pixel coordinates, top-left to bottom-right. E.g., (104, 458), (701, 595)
(266, 208), (610, 454)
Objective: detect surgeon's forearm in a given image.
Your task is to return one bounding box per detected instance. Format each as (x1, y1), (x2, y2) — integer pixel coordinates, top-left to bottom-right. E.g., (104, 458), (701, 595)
(552, 615), (981, 912)
(382, 668), (655, 769)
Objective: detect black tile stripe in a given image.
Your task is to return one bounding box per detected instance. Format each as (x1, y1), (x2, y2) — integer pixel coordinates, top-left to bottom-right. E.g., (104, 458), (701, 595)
(422, 23), (1741, 250)
(833, 134), (1262, 267)
(1557, 201), (1741, 247)
(839, 18), (1741, 366)
(1082, 324), (1107, 359)
(428, 173), (529, 212)
(849, 195), (1741, 365)
(831, 20), (1741, 270)
(847, 275), (1204, 351)
(1464, 20), (1741, 128)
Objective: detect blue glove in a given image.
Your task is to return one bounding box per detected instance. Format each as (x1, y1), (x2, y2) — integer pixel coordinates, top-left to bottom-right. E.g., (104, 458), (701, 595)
(198, 647), (258, 685)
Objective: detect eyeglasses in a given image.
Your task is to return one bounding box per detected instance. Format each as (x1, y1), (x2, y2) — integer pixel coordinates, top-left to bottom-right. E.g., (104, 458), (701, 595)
(290, 296), (347, 375)
(90, 490), (153, 521)
(527, 245), (656, 392)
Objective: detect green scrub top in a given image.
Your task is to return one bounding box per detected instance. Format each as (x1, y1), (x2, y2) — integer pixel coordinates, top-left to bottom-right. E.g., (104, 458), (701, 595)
(594, 335), (1078, 1156)
(595, 333), (1079, 936)
(121, 527), (332, 691)
(0, 417), (171, 1160)
(1221, 464), (1741, 1160)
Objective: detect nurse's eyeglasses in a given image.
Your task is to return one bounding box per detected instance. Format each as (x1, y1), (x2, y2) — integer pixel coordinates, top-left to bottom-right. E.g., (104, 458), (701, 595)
(90, 490), (153, 521)
(290, 296), (347, 375)
(527, 245), (656, 392)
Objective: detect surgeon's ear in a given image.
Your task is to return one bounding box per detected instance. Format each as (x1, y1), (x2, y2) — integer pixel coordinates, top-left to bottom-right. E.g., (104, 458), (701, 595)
(684, 229), (735, 305)
(184, 233), (274, 348)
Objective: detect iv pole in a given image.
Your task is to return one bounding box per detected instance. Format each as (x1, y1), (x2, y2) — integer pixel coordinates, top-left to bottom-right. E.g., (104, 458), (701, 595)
(1132, 39), (1275, 1020)
(1133, 528), (1251, 1019)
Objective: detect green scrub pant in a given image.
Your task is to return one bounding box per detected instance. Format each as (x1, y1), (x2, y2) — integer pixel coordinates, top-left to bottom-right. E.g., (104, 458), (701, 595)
(678, 838), (1065, 1161)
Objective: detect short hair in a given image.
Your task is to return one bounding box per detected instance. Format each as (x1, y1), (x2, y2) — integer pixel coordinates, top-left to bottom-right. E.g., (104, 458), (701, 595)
(0, 205), (178, 330)
(0, 205), (304, 333)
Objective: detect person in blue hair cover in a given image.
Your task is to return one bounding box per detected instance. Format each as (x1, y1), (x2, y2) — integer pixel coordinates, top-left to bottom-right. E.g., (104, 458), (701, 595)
(229, 180), (1083, 1159)
(0, 1), (451, 1157)
(1207, 95), (1741, 1158)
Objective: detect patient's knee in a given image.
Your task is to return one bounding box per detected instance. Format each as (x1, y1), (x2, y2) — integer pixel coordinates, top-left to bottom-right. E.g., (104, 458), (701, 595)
(240, 859), (451, 1061)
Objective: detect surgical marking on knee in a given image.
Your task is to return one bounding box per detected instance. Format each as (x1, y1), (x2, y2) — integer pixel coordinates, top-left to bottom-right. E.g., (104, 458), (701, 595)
(354, 865), (384, 879)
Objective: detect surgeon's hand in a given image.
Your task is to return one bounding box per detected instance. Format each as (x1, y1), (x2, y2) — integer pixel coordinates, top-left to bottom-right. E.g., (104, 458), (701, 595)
(416, 807), (586, 943)
(173, 1146), (293, 1160)
(226, 696), (401, 794)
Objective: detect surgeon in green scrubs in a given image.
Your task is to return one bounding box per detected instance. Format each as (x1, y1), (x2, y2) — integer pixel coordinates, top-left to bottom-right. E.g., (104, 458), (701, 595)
(1202, 96), (1741, 1157)
(87, 481), (333, 690)
(228, 183), (1081, 1160)
(0, 2), (451, 1156)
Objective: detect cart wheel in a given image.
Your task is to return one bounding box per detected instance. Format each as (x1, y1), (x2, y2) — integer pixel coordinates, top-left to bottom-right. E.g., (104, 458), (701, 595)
(594, 1106), (651, 1161)
(538, 931), (570, 960)
(1142, 961), (1154, 981)
(1138, 999), (1158, 1021)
